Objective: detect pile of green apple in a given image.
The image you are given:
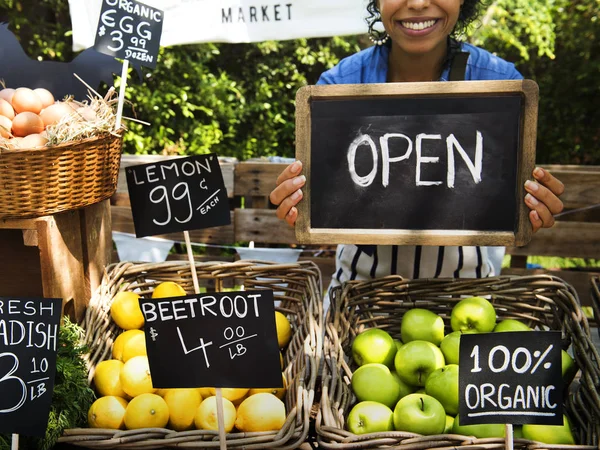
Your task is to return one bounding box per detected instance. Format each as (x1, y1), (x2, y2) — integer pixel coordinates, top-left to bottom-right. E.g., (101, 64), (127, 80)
(346, 296), (577, 444)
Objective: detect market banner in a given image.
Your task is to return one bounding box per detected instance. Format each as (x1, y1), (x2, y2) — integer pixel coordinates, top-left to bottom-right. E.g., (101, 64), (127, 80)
(68, 0), (369, 51)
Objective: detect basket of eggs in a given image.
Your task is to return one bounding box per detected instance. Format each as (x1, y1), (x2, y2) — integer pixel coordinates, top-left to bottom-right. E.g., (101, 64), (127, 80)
(0, 85), (124, 219)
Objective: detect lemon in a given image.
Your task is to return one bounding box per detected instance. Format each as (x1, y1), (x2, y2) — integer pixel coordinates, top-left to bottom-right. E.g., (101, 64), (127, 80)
(120, 355), (156, 398)
(163, 388), (202, 431)
(209, 387), (249, 402)
(88, 396), (128, 429)
(275, 311), (292, 348)
(124, 393), (169, 429)
(110, 291), (144, 330)
(94, 359), (128, 398)
(280, 351), (284, 370)
(121, 331), (147, 362)
(248, 373), (287, 400)
(235, 393), (286, 432)
(112, 329), (144, 361)
(194, 396), (236, 432)
(152, 281), (186, 299)
(197, 387), (213, 398)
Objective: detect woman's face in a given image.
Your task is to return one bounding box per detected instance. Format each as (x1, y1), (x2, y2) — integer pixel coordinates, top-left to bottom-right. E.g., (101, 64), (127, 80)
(378, 0), (464, 56)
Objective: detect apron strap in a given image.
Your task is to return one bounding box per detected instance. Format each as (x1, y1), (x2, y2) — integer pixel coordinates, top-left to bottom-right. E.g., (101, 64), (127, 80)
(448, 51), (469, 81)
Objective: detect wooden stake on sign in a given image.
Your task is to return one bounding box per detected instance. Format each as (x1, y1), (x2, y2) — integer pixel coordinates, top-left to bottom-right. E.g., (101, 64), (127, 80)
(184, 230), (227, 450)
(115, 59), (129, 131)
(505, 424), (514, 450)
(11, 434), (18, 450)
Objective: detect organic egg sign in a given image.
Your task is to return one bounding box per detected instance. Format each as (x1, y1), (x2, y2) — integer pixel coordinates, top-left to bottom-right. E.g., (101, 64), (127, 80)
(94, 0), (163, 69)
(126, 154), (231, 238)
(139, 290), (283, 388)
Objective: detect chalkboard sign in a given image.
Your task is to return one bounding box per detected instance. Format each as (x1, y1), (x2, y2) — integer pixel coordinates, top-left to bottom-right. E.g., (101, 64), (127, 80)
(126, 154), (231, 238)
(459, 331), (563, 425)
(295, 81), (538, 247)
(139, 290), (283, 388)
(94, 0), (163, 68)
(0, 297), (62, 437)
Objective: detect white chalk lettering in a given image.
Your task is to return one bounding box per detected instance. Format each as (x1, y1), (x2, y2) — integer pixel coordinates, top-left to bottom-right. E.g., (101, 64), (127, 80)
(347, 131), (485, 188)
(464, 383), (559, 411)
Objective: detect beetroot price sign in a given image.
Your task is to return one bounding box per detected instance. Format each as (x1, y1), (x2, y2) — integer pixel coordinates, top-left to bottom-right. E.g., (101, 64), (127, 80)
(459, 331), (563, 425)
(139, 290), (282, 388)
(126, 154), (231, 238)
(0, 298), (61, 437)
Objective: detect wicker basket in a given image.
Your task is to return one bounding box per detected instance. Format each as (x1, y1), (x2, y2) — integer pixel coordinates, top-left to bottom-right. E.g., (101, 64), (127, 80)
(317, 275), (600, 449)
(592, 276), (600, 333)
(0, 131), (123, 219)
(59, 260), (323, 449)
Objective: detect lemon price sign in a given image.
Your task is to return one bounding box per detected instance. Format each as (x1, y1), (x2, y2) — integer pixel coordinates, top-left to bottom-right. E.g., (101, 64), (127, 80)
(139, 289), (283, 389)
(125, 154), (231, 238)
(0, 297), (62, 436)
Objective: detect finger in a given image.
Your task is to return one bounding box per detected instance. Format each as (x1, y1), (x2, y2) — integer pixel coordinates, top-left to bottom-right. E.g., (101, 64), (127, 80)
(275, 189), (303, 220)
(533, 167), (565, 197)
(270, 175), (306, 206)
(276, 161), (303, 186)
(529, 209), (542, 233)
(524, 180), (564, 215)
(285, 206), (298, 227)
(525, 193), (555, 229)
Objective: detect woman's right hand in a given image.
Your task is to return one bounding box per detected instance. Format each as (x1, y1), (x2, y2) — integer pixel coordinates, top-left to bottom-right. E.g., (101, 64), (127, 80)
(269, 160), (306, 226)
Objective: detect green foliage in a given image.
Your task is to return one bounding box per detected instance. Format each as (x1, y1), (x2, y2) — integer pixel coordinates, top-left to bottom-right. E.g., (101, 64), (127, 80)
(0, 317), (95, 450)
(0, 0), (598, 163)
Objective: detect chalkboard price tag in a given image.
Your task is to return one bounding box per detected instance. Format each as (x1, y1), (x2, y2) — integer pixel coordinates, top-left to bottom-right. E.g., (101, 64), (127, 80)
(126, 154), (231, 238)
(94, 0), (163, 69)
(0, 297), (62, 437)
(459, 331), (563, 425)
(139, 290), (283, 388)
(295, 80), (539, 247)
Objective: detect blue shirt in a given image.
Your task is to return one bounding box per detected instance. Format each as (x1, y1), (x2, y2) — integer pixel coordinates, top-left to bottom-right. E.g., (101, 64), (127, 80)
(316, 43), (524, 291)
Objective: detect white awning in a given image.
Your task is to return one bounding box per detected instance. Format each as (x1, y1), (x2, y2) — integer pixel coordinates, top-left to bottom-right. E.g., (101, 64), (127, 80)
(69, 0), (369, 51)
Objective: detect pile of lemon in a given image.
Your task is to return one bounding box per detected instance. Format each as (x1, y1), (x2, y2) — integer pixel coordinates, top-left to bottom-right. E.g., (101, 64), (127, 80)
(87, 281), (294, 433)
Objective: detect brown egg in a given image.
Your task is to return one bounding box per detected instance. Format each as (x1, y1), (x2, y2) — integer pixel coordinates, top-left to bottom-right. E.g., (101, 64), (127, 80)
(21, 133), (49, 149)
(12, 87), (43, 114)
(0, 115), (12, 138)
(0, 88), (15, 104)
(40, 101), (76, 127)
(12, 112), (44, 137)
(76, 106), (97, 122)
(33, 88), (55, 109)
(0, 98), (15, 120)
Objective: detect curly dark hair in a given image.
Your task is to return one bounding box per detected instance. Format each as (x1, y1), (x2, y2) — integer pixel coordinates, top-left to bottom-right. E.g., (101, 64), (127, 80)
(366, 0), (487, 41)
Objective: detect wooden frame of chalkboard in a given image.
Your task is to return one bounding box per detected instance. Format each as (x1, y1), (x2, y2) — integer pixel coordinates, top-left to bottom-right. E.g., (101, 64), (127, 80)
(295, 80), (538, 247)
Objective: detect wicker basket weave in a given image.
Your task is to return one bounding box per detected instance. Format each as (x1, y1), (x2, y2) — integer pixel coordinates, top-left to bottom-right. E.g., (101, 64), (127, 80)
(59, 260), (323, 449)
(592, 276), (600, 332)
(317, 275), (600, 449)
(0, 131), (123, 219)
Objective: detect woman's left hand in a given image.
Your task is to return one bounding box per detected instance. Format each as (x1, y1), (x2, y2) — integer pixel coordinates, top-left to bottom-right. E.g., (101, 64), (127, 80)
(524, 167), (564, 233)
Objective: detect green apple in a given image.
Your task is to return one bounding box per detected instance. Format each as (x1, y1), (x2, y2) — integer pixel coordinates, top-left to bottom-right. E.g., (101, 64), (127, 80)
(347, 401), (394, 435)
(352, 328), (396, 367)
(493, 319), (532, 332)
(394, 340), (445, 387)
(425, 364), (459, 416)
(351, 363), (403, 408)
(394, 339), (403, 352)
(452, 414), (506, 438)
(393, 393), (446, 435)
(513, 425), (523, 439)
(562, 350), (577, 384)
(439, 330), (476, 365)
(392, 370), (417, 400)
(521, 414), (575, 444)
(451, 296), (497, 333)
(444, 415), (454, 434)
(400, 308), (445, 346)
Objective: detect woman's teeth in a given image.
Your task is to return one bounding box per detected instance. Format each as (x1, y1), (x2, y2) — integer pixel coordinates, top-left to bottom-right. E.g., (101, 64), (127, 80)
(401, 20), (437, 31)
